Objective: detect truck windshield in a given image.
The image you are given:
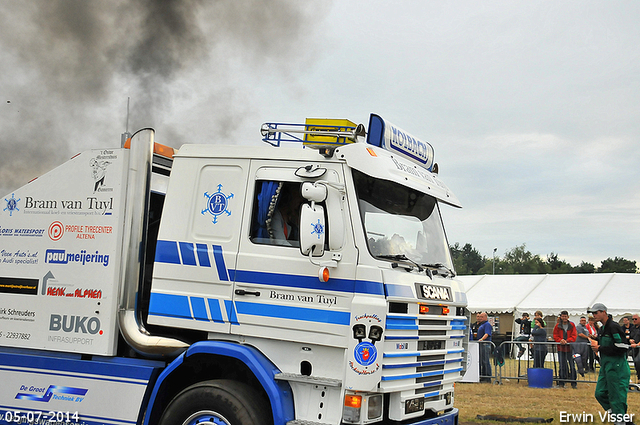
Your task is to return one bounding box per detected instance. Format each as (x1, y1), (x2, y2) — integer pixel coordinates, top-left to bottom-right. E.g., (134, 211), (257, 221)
(352, 169), (453, 269)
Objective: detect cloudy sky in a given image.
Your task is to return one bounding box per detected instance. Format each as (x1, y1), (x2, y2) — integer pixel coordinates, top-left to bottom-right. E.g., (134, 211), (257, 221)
(1, 1), (638, 267)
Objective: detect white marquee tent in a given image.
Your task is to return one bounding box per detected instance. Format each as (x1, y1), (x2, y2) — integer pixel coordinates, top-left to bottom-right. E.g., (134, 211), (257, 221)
(458, 273), (639, 319)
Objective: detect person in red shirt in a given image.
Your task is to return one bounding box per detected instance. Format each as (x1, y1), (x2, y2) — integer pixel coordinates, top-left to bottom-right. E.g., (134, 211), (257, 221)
(553, 310), (578, 388)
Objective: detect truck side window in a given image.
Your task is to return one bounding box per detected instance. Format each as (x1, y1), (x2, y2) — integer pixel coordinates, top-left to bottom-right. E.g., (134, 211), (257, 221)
(251, 181), (304, 247)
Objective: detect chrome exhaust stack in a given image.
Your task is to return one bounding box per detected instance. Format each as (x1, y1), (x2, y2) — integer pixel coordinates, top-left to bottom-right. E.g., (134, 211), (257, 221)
(118, 129), (187, 357)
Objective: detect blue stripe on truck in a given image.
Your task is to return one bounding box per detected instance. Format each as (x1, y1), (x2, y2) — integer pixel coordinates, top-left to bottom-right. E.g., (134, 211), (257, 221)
(154, 240), (384, 296)
(155, 240), (228, 280)
(148, 293), (350, 326)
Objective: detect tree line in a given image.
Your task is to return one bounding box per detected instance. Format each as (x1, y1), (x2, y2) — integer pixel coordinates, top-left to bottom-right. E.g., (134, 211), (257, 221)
(449, 243), (638, 275)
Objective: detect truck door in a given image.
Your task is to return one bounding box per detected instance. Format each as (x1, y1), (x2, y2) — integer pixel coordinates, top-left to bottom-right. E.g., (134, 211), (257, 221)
(148, 155), (250, 335)
(233, 162), (357, 347)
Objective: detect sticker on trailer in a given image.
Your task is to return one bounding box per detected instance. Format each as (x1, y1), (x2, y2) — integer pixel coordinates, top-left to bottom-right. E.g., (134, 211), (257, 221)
(0, 148), (128, 355)
(0, 350), (163, 425)
(3, 194), (20, 217)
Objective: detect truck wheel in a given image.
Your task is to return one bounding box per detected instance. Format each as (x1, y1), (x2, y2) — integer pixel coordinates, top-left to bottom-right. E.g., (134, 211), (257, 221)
(159, 380), (271, 425)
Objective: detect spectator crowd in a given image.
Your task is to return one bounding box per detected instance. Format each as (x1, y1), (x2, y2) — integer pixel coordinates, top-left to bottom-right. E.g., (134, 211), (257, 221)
(470, 306), (640, 425)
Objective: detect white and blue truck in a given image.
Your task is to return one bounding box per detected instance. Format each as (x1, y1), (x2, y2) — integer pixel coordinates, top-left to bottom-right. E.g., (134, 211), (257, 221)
(0, 114), (468, 425)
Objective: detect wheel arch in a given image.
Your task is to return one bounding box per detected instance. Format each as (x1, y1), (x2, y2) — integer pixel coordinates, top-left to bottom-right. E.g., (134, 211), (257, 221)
(143, 341), (294, 425)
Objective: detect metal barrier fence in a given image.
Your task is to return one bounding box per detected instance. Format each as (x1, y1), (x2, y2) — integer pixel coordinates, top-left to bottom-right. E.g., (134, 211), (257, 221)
(478, 340), (639, 387)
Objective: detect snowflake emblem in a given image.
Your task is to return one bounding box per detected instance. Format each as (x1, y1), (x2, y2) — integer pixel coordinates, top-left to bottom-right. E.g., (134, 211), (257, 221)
(3, 193), (20, 216)
(202, 184), (234, 224)
(310, 218), (325, 239)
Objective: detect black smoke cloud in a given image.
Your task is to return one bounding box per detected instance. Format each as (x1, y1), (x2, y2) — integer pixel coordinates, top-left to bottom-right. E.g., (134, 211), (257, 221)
(0, 0), (322, 195)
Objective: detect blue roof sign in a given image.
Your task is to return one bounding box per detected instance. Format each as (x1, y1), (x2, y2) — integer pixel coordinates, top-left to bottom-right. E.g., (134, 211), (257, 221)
(366, 114), (435, 171)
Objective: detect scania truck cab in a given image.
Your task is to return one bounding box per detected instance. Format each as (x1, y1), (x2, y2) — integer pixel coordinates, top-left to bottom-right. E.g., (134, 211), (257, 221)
(0, 114), (468, 425)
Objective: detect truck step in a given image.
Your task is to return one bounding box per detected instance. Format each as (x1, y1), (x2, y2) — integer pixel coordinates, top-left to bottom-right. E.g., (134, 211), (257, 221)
(275, 372), (342, 387)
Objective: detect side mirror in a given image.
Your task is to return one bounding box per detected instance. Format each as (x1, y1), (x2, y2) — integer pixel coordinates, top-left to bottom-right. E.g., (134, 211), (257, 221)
(300, 203), (325, 257)
(301, 180), (345, 251)
(301, 182), (327, 203)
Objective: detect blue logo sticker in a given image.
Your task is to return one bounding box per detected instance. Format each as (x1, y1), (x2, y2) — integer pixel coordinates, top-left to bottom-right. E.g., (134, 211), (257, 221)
(45, 249), (110, 267)
(354, 341), (377, 366)
(4, 194), (20, 216)
(310, 219), (324, 239)
(15, 385), (88, 402)
(202, 184), (234, 224)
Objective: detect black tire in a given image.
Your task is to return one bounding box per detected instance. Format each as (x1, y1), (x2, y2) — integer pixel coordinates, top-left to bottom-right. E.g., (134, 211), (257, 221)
(159, 379), (271, 425)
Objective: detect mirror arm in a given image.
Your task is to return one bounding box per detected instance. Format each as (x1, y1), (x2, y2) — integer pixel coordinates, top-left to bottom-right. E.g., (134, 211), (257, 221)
(315, 180), (346, 194)
(307, 251), (339, 268)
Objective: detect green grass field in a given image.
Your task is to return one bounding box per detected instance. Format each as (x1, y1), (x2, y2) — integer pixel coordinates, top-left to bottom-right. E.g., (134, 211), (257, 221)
(456, 381), (640, 424)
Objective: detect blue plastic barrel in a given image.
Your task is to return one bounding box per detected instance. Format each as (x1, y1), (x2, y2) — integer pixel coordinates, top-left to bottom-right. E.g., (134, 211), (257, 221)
(528, 368), (553, 388)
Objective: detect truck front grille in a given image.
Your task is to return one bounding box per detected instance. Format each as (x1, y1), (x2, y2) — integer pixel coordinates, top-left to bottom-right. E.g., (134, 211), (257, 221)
(380, 305), (466, 396)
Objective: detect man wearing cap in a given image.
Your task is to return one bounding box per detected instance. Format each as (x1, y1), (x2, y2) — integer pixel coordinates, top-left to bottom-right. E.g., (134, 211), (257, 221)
(589, 303), (632, 424)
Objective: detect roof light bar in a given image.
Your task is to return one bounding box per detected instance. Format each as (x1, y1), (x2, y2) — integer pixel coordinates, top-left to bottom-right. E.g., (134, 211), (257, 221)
(261, 118), (365, 148)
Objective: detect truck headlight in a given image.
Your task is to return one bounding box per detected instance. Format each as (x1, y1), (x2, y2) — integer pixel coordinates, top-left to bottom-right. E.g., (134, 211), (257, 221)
(368, 394), (383, 420)
(343, 393), (384, 423)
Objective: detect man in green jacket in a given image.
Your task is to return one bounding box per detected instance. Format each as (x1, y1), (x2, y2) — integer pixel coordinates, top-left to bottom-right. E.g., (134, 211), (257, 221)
(589, 303), (634, 425)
